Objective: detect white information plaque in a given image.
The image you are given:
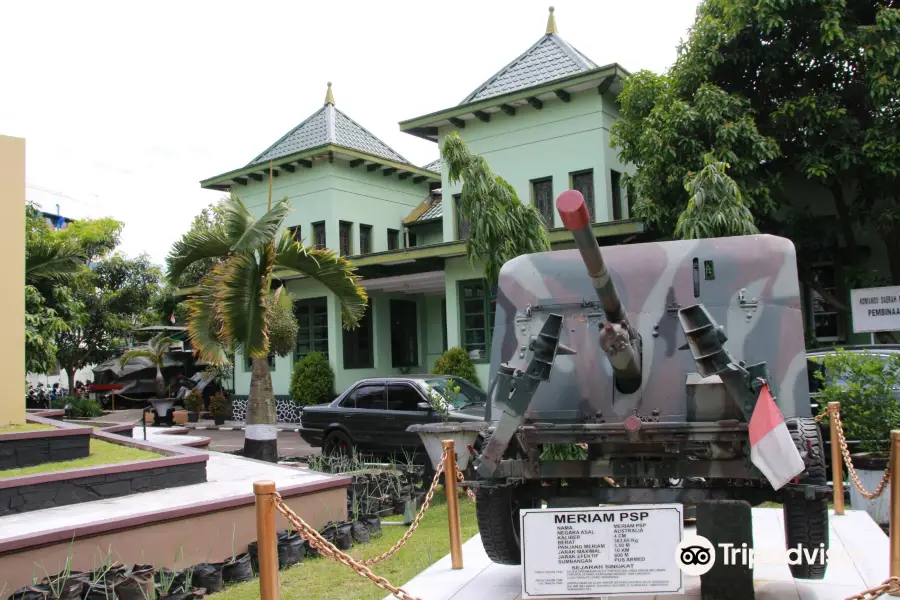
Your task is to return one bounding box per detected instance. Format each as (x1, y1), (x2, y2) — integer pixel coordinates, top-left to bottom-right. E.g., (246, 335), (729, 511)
(520, 504), (684, 598)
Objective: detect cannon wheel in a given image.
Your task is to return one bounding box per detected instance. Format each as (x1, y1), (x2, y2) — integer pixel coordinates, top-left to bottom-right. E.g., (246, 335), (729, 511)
(782, 417), (829, 580)
(474, 431), (541, 565)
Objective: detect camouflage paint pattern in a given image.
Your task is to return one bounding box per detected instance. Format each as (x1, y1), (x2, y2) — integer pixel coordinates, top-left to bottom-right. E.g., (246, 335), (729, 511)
(488, 233), (809, 424)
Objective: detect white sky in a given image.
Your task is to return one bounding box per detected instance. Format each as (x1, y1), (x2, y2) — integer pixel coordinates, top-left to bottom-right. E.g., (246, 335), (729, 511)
(1, 0), (701, 266)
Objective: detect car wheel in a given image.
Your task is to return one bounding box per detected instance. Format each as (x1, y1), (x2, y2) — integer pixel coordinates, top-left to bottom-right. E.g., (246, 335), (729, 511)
(323, 430), (354, 457)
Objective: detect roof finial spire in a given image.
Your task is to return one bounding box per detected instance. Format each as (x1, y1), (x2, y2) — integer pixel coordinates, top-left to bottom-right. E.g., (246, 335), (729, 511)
(545, 6), (557, 35)
(324, 81), (335, 106)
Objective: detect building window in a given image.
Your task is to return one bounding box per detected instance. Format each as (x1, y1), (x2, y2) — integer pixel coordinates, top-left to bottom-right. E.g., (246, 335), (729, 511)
(571, 170), (595, 222)
(287, 225), (301, 242)
(245, 354), (275, 372)
(339, 221), (352, 257)
(531, 177), (554, 227)
(294, 297), (329, 362)
(454, 194), (470, 240)
(343, 299), (374, 369)
(390, 299), (419, 367)
(809, 263), (843, 342)
(407, 231), (418, 247)
(359, 224), (372, 254)
(312, 222), (326, 250)
(458, 279), (496, 362)
(611, 170), (623, 221)
(387, 228), (400, 250)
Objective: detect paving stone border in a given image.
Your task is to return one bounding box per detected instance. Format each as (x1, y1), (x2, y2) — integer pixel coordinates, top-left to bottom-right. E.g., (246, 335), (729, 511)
(0, 422), (91, 470)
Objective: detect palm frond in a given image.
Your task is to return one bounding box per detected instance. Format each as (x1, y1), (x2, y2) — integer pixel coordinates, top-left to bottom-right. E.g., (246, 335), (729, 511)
(274, 232), (368, 328)
(230, 199), (291, 254)
(119, 349), (154, 369)
(166, 226), (231, 283)
(220, 253), (269, 359)
(185, 267), (231, 365)
(25, 239), (85, 284)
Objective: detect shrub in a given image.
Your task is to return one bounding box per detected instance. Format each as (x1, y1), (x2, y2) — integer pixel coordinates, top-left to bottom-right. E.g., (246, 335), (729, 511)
(432, 347), (481, 388)
(290, 352), (335, 406)
(208, 392), (232, 418)
(183, 389), (203, 412)
(813, 348), (900, 455)
(66, 397), (103, 418)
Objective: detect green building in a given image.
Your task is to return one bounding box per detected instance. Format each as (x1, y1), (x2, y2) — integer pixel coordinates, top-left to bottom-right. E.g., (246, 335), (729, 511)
(200, 8), (642, 400)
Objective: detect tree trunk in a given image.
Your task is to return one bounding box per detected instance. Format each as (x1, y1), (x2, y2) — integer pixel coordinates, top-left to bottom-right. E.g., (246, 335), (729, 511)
(881, 227), (900, 285)
(830, 183), (860, 266)
(155, 366), (165, 399)
(66, 367), (76, 395)
(243, 357), (278, 462)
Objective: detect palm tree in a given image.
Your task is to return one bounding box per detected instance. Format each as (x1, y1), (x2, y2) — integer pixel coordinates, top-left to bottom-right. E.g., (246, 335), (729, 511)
(441, 132), (550, 284)
(119, 332), (177, 399)
(166, 179), (368, 462)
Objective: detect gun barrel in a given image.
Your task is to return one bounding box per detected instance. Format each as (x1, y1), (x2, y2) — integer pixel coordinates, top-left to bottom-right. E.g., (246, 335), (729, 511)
(556, 190), (627, 324)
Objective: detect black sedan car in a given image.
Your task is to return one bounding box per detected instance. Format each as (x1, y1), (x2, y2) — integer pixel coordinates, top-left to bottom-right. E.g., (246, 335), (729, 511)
(299, 375), (486, 459)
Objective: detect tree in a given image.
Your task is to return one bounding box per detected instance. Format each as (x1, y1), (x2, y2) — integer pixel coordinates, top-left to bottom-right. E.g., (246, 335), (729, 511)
(166, 184), (368, 462)
(611, 0), (900, 311)
(675, 155), (759, 239)
(441, 132), (551, 284)
(119, 332), (177, 399)
(54, 254), (163, 391)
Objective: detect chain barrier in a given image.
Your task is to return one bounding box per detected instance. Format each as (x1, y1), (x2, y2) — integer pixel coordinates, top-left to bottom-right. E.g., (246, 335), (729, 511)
(844, 576), (900, 599)
(818, 404), (891, 500)
(454, 464), (478, 502)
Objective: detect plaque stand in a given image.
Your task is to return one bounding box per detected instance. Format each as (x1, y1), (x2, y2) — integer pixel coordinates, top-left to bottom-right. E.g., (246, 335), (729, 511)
(697, 500), (755, 600)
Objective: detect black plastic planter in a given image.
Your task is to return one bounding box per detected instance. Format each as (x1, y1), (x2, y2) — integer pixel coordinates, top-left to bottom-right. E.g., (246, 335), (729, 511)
(321, 521), (353, 550)
(9, 585), (51, 600)
(187, 412), (199, 423)
(361, 514), (382, 537)
(351, 522), (370, 544)
(222, 553), (254, 583)
(190, 563), (224, 594)
(155, 568), (188, 597)
(111, 565), (155, 600)
(277, 530), (305, 568)
(247, 541), (259, 574)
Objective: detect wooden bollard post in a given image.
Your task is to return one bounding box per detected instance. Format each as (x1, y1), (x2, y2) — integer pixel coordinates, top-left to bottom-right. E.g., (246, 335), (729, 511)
(890, 431), (900, 581)
(442, 440), (464, 569)
(254, 481), (280, 600)
(828, 402), (844, 515)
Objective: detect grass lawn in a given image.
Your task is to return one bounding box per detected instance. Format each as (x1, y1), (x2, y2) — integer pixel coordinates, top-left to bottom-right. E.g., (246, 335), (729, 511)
(0, 423), (55, 434)
(0, 439), (162, 478)
(211, 487), (479, 600)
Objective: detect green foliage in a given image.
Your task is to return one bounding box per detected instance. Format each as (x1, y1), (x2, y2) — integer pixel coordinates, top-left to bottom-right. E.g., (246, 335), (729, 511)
(611, 0), (900, 286)
(170, 198), (228, 288)
(208, 392), (232, 418)
(432, 347), (480, 388)
(540, 444), (588, 460)
(423, 381), (454, 422)
(183, 389), (204, 412)
(813, 348), (900, 454)
(289, 352), (335, 406)
(441, 133), (550, 284)
(675, 155), (760, 239)
(55, 397), (103, 418)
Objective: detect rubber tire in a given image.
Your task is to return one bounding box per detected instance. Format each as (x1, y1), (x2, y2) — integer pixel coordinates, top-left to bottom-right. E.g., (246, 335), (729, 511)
(476, 484), (540, 566)
(782, 417), (829, 580)
(322, 430), (354, 457)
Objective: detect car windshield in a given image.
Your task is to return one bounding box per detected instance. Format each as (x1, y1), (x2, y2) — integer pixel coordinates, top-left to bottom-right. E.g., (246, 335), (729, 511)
(420, 378), (486, 409)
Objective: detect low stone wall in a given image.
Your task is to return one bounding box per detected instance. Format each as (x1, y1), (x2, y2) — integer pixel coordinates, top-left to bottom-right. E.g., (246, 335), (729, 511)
(0, 461), (206, 516)
(0, 425), (91, 470)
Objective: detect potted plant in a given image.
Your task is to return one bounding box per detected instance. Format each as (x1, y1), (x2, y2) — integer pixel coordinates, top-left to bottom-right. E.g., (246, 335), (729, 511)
(183, 389), (203, 423)
(814, 348), (900, 525)
(208, 392), (232, 426)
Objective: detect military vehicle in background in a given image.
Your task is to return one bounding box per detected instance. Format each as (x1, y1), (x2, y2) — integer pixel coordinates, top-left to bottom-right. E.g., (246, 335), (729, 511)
(469, 190), (829, 579)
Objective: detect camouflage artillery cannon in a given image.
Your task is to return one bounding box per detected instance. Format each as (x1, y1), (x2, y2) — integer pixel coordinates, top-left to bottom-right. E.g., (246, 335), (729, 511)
(467, 189), (829, 579)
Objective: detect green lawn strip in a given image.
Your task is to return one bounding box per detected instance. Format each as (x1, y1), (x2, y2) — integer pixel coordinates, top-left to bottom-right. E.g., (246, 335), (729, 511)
(0, 423), (55, 433)
(211, 488), (479, 600)
(0, 439), (162, 478)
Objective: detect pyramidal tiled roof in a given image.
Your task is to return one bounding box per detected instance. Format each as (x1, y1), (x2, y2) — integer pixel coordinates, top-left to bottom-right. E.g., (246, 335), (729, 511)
(423, 159), (441, 173)
(249, 83), (409, 167)
(461, 8), (598, 104)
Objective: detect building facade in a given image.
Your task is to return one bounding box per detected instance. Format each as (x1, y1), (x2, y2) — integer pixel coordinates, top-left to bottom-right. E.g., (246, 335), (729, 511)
(199, 9), (643, 397)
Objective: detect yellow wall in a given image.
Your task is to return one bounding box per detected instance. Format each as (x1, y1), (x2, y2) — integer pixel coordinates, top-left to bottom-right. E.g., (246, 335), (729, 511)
(0, 135), (25, 425)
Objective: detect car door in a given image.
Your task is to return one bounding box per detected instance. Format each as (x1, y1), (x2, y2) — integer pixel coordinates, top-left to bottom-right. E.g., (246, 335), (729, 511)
(385, 381), (433, 452)
(341, 382), (386, 451)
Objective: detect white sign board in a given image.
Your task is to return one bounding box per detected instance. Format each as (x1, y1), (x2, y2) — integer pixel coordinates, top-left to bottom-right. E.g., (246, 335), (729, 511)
(850, 286), (900, 333)
(520, 504), (684, 598)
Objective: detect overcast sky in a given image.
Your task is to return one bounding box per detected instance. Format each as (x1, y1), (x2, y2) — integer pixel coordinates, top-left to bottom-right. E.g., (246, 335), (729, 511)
(1, 0), (701, 266)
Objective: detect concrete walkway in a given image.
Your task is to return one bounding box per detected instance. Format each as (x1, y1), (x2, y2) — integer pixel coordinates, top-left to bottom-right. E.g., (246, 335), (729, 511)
(385, 509), (888, 600)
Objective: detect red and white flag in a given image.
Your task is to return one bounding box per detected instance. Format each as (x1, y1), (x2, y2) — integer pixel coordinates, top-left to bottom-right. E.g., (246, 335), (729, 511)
(169, 312), (176, 324)
(749, 380), (804, 490)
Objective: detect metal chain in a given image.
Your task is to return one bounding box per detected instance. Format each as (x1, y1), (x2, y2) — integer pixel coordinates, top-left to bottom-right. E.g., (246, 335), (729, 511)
(361, 449), (448, 566)
(844, 577), (900, 599)
(273, 491), (426, 600)
(454, 465), (477, 502)
(822, 404), (891, 500)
